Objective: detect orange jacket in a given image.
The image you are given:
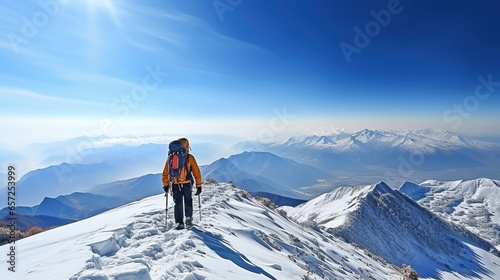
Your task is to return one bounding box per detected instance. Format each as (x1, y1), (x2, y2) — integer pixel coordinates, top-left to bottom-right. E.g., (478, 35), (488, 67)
(162, 153), (202, 188)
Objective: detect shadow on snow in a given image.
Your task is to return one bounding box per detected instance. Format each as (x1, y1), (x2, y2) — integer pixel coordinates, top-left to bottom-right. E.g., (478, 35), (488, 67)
(192, 227), (277, 280)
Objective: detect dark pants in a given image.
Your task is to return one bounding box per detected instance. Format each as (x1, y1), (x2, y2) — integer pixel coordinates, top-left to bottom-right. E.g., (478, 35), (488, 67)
(172, 183), (192, 224)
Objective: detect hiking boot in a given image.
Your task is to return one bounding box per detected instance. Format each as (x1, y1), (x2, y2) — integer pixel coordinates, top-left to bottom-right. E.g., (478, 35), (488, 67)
(186, 217), (193, 227)
(175, 223), (185, 230)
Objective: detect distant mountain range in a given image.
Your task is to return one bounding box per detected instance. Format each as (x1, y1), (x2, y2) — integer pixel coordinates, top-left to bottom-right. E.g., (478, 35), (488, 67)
(0, 214), (73, 231)
(30, 136), (227, 172)
(0, 162), (121, 206)
(0, 173), (168, 232)
(89, 173), (163, 200)
(1, 143), (168, 206)
(0, 191), (129, 235)
(283, 181), (500, 279)
(0, 192), (127, 221)
(236, 129), (500, 188)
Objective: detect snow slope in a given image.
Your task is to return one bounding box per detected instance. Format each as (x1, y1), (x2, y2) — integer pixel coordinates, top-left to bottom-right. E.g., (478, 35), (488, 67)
(284, 182), (500, 279)
(1, 182), (402, 280)
(399, 178), (500, 247)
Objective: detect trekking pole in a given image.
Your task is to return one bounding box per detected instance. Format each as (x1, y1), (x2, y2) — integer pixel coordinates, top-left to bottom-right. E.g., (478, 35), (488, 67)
(165, 192), (168, 226)
(165, 183), (171, 227)
(198, 193), (202, 221)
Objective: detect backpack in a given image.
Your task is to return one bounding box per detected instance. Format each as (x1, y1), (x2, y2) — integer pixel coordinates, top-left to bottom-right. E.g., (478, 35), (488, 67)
(168, 140), (189, 184)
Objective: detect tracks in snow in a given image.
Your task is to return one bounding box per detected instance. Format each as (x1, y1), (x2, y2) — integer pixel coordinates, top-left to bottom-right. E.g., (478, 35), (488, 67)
(71, 207), (206, 280)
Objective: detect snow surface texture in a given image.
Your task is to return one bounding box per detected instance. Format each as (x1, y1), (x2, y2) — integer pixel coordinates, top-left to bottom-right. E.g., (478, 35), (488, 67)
(1, 182), (402, 280)
(284, 182), (500, 280)
(400, 178), (500, 247)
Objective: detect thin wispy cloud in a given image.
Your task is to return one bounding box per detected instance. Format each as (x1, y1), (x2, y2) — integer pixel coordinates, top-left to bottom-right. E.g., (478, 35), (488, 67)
(116, 4), (198, 47)
(56, 71), (137, 88)
(0, 87), (104, 106)
(120, 3), (200, 24)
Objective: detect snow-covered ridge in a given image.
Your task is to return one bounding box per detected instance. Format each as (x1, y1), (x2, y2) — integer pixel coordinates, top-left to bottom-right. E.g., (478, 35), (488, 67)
(2, 182), (402, 280)
(282, 183), (388, 229)
(284, 182), (500, 279)
(399, 178), (500, 247)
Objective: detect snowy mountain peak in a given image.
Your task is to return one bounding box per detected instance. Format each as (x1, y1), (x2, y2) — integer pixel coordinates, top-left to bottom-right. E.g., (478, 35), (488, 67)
(316, 135), (336, 145)
(372, 181), (392, 194)
(353, 128), (384, 143)
(280, 137), (298, 146)
(209, 157), (234, 169)
(284, 182), (393, 230)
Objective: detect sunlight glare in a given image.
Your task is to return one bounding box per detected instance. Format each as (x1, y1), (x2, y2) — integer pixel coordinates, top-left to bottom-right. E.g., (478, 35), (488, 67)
(86, 0), (115, 12)
(85, 0), (121, 27)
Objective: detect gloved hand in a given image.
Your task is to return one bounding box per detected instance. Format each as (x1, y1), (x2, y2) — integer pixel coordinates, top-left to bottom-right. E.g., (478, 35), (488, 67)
(163, 185), (169, 193)
(194, 187), (202, 195)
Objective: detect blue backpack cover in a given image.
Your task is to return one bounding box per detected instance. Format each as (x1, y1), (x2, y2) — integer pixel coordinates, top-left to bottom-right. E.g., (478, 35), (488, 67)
(168, 140), (189, 183)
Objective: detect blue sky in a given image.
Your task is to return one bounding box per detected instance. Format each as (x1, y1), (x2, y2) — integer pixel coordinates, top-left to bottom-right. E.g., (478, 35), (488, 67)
(1, 0), (499, 146)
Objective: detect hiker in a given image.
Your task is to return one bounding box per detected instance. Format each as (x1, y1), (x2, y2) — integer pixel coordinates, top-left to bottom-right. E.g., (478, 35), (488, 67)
(162, 137), (202, 230)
